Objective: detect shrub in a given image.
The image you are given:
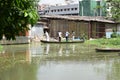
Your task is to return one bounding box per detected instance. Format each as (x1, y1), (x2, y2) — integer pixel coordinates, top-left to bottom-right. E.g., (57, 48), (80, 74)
(111, 29), (118, 38)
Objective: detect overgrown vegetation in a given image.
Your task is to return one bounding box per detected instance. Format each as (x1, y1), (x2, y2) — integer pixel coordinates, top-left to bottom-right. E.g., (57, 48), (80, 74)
(86, 27), (120, 48)
(86, 38), (120, 48)
(111, 28), (120, 38)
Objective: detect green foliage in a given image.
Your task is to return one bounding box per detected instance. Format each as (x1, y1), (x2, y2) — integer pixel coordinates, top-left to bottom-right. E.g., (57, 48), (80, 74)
(111, 28), (117, 38)
(107, 0), (120, 22)
(111, 28), (120, 38)
(0, 0), (39, 40)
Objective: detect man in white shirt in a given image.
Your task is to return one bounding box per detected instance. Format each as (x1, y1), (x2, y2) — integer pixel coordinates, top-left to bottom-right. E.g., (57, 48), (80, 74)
(58, 31), (62, 42)
(45, 31), (50, 41)
(65, 31), (69, 42)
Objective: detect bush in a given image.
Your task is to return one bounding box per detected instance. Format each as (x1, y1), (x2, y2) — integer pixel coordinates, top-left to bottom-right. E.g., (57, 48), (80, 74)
(111, 29), (117, 38)
(110, 28), (120, 38)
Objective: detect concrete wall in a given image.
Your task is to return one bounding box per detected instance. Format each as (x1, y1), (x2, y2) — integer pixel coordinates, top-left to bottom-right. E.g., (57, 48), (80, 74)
(0, 36), (30, 45)
(30, 24), (44, 40)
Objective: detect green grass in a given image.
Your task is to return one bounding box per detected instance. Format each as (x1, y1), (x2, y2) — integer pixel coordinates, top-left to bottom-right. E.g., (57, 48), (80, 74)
(85, 38), (120, 48)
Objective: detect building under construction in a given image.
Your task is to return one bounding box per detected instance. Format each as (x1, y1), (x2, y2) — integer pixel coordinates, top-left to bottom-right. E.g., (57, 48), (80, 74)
(79, 0), (106, 16)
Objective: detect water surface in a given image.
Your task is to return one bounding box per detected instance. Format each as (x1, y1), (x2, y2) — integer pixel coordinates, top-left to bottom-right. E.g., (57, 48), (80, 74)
(0, 42), (120, 80)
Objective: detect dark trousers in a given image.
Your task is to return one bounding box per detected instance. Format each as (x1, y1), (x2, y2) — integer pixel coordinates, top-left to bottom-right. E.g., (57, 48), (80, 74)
(66, 36), (68, 42)
(59, 37), (61, 42)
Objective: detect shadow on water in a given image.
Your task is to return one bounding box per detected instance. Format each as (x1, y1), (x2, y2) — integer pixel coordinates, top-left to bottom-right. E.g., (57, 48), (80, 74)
(0, 42), (120, 80)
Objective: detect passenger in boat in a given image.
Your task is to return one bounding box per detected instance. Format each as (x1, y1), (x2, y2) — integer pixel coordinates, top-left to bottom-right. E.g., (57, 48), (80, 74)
(65, 31), (70, 42)
(45, 31), (50, 41)
(58, 31), (62, 42)
(72, 31), (75, 41)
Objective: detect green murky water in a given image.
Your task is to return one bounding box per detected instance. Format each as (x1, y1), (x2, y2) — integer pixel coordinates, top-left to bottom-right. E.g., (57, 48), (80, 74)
(0, 42), (120, 80)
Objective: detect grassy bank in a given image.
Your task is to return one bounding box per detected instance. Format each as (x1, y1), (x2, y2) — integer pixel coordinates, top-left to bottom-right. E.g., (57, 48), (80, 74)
(85, 38), (120, 48)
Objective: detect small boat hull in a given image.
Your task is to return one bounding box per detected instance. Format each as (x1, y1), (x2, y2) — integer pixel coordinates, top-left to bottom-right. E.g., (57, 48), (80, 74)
(96, 48), (120, 52)
(40, 40), (84, 44)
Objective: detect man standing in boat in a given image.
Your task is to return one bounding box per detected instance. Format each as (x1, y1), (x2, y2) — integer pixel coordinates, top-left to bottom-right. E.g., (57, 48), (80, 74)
(45, 31), (50, 41)
(58, 31), (62, 42)
(65, 31), (70, 42)
(72, 31), (75, 41)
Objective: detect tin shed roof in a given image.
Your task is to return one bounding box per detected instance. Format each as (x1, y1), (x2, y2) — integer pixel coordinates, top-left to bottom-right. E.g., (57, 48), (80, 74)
(40, 15), (115, 23)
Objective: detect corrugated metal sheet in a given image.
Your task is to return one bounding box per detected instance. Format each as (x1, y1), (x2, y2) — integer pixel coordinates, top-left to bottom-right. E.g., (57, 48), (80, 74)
(40, 15), (115, 23)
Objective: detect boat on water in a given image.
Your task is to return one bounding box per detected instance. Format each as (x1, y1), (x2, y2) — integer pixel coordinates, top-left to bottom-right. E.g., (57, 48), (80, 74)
(40, 40), (84, 43)
(95, 48), (120, 52)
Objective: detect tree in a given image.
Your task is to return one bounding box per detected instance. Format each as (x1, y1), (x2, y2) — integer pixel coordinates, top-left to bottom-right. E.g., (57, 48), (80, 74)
(0, 0), (39, 40)
(107, 0), (120, 22)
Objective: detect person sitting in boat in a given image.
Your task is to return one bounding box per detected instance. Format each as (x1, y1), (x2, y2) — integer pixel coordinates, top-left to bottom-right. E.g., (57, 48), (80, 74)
(45, 31), (50, 41)
(58, 31), (62, 42)
(72, 31), (75, 41)
(65, 31), (70, 42)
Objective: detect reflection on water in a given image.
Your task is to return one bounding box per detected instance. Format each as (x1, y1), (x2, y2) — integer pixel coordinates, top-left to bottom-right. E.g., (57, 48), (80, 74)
(38, 61), (106, 80)
(44, 44), (50, 55)
(0, 42), (120, 80)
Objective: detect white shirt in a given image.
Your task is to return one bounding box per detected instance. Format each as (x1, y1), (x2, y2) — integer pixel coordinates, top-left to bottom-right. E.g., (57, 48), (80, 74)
(45, 32), (49, 41)
(65, 31), (69, 37)
(58, 32), (62, 37)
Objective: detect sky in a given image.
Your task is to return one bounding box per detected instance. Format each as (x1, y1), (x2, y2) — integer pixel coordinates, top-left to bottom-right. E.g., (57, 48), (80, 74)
(39, 0), (79, 5)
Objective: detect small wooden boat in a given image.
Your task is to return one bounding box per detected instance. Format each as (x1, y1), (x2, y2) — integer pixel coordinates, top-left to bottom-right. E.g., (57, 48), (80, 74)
(40, 40), (84, 43)
(95, 48), (120, 52)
